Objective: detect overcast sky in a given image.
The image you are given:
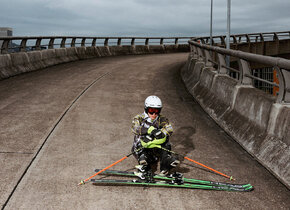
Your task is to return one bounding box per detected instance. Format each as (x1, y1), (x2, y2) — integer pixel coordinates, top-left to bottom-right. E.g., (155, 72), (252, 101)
(1, 0), (289, 37)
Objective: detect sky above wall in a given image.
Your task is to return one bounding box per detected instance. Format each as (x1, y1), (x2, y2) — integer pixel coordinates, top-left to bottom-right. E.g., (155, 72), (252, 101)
(1, 0), (289, 37)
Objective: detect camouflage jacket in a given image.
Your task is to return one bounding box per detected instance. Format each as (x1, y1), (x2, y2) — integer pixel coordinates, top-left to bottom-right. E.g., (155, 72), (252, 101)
(131, 112), (173, 145)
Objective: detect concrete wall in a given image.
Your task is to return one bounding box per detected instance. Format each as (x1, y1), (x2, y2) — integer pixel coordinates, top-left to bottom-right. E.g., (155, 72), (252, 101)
(181, 54), (290, 189)
(0, 44), (189, 80)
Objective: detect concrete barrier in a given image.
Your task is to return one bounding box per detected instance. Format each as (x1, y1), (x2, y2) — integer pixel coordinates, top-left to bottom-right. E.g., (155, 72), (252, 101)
(41, 49), (57, 67)
(66, 47), (79, 61)
(182, 53), (290, 188)
(148, 45), (165, 54)
(110, 46), (134, 56)
(260, 104), (290, 185)
(182, 58), (205, 91)
(0, 44), (189, 80)
(135, 45), (150, 54)
(10, 52), (31, 74)
(0, 54), (12, 79)
(97, 46), (111, 57)
(26, 51), (45, 71)
(55, 48), (70, 64)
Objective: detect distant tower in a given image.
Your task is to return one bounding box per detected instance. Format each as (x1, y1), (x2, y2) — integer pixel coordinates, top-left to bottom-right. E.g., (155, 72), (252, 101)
(0, 27), (13, 53)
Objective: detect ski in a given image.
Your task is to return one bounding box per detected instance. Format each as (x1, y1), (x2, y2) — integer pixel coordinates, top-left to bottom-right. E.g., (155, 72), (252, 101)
(94, 169), (253, 190)
(91, 178), (253, 192)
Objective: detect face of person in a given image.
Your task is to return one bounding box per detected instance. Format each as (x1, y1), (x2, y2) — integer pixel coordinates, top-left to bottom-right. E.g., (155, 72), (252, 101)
(147, 108), (160, 120)
(148, 112), (158, 120)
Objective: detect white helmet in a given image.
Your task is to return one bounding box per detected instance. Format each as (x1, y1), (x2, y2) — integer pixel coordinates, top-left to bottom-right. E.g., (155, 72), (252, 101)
(144, 95), (162, 109)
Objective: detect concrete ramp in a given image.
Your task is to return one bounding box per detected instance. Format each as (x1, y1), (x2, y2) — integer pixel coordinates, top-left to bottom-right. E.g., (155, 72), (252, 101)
(0, 54), (289, 209)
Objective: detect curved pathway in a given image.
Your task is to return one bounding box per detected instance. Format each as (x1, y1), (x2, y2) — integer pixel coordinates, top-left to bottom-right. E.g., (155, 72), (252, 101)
(0, 53), (289, 209)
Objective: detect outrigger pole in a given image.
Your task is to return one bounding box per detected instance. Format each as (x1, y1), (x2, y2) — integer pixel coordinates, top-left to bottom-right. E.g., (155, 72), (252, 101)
(157, 146), (234, 180)
(78, 152), (134, 185)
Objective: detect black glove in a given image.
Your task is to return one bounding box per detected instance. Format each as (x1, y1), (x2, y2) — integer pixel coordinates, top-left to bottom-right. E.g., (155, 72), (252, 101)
(143, 135), (153, 143)
(150, 129), (165, 139)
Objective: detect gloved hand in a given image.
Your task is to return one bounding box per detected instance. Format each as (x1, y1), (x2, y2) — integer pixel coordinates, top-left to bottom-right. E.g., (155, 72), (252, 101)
(147, 126), (165, 139)
(141, 134), (166, 149)
(147, 126), (156, 135)
(141, 135), (154, 148)
(151, 129), (165, 139)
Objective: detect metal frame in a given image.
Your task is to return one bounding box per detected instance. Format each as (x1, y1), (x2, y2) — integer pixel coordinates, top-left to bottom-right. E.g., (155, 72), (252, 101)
(0, 36), (194, 54)
(188, 40), (290, 103)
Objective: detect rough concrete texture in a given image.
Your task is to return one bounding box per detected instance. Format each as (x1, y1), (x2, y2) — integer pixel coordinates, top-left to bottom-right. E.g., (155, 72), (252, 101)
(41, 49), (57, 67)
(183, 59), (204, 91)
(135, 45), (150, 54)
(26, 51), (43, 71)
(267, 104), (290, 143)
(0, 54), (12, 79)
(54, 48), (70, 63)
(232, 87), (275, 130)
(9, 52), (31, 74)
(97, 46), (111, 57)
(0, 44), (189, 81)
(1, 54), (289, 209)
(182, 54), (290, 188)
(110, 46), (134, 56)
(190, 67), (216, 108)
(66, 47), (79, 61)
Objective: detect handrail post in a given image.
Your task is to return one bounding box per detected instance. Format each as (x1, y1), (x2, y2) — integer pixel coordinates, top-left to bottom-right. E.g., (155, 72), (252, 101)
(273, 33), (279, 41)
(60, 38), (66, 48)
(104, 38), (109, 46)
(49, 38), (55, 49)
(35, 38), (42, 50)
(1, 39), (10, 54)
(20, 38), (27, 52)
(175, 38), (178, 46)
(117, 38), (121, 46)
(277, 67), (290, 103)
(204, 49), (213, 67)
(220, 36), (226, 46)
(92, 38), (97, 47)
(238, 59), (252, 85)
(246, 34), (250, 43)
(145, 38), (149, 46)
(217, 53), (227, 74)
(71, 38), (76, 47)
(232, 35), (237, 44)
(260, 33), (264, 42)
(81, 38), (86, 47)
(131, 38), (135, 46)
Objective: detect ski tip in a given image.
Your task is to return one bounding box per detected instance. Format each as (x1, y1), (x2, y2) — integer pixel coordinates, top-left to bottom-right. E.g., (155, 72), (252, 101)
(78, 180), (85, 186)
(245, 185), (254, 192)
(230, 176), (235, 181)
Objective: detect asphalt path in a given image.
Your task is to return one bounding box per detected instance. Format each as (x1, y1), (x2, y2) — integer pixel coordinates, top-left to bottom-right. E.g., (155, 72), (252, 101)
(0, 53), (289, 209)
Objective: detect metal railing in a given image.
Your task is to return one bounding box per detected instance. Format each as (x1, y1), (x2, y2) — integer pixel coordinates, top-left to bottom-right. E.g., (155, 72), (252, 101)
(0, 36), (193, 54)
(189, 40), (290, 103)
(193, 31), (290, 45)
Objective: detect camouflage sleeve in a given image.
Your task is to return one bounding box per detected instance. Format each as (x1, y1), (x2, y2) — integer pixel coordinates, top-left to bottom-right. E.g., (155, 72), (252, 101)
(159, 116), (173, 137)
(131, 114), (148, 135)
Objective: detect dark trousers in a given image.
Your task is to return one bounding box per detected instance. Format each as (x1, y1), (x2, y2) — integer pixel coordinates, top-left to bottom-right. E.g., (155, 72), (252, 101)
(132, 141), (176, 171)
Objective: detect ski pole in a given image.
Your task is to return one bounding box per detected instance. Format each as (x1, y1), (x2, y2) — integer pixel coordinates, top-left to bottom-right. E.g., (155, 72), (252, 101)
(158, 146), (234, 180)
(78, 148), (140, 185)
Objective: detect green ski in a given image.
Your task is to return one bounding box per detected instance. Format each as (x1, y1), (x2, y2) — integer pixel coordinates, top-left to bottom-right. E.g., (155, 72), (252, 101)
(94, 169), (253, 190)
(91, 178), (253, 192)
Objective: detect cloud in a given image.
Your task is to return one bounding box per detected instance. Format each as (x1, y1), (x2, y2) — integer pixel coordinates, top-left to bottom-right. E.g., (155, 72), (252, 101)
(0, 0), (289, 36)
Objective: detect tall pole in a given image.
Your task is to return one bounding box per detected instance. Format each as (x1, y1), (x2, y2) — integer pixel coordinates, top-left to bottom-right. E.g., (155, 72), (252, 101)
(226, 0), (231, 67)
(210, 0), (213, 46)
